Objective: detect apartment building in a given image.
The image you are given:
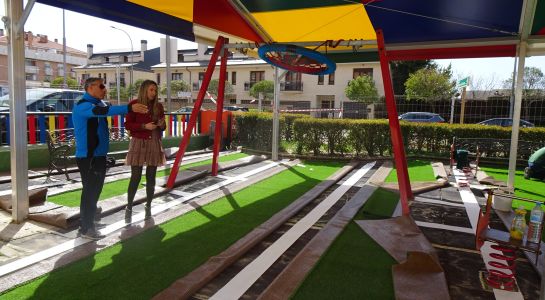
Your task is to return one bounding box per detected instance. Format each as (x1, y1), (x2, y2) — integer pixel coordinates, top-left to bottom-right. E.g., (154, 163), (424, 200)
(151, 42), (384, 115)
(0, 30), (87, 92)
(74, 40), (159, 97)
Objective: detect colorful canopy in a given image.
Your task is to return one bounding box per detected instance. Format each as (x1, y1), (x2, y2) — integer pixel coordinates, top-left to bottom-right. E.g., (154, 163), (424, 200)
(38, 0), (545, 59)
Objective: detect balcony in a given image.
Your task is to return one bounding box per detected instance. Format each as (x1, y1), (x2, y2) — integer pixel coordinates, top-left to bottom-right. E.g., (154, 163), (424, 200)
(25, 66), (39, 74)
(280, 81), (303, 92)
(244, 81), (258, 91)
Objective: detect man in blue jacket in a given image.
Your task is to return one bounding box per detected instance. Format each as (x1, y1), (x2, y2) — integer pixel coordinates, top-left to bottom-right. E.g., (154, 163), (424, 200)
(73, 77), (148, 240)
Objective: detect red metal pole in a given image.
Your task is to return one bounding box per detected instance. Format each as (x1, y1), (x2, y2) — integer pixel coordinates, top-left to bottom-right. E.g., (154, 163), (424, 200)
(376, 29), (413, 215)
(28, 115), (36, 144)
(212, 40), (229, 176)
(166, 36), (226, 188)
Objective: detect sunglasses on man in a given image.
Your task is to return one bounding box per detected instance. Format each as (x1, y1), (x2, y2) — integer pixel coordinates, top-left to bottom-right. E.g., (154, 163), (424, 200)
(93, 83), (106, 89)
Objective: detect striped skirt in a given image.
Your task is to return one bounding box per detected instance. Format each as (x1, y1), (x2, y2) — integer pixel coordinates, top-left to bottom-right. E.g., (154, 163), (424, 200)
(125, 132), (166, 167)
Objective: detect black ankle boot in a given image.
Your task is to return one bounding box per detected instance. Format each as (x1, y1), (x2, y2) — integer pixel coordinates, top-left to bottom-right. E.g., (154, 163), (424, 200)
(144, 204), (151, 220)
(124, 207), (132, 223)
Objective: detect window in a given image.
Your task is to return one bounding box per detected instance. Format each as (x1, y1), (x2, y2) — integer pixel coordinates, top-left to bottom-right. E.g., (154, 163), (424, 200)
(353, 68), (373, 79)
(318, 75), (324, 85)
(156, 73), (161, 86)
(172, 73), (183, 81)
(328, 72), (335, 85)
(26, 73), (37, 81)
(232, 71), (237, 85)
(198, 72), (205, 81)
(250, 71), (265, 82)
(120, 72), (126, 87)
(103, 73), (107, 83)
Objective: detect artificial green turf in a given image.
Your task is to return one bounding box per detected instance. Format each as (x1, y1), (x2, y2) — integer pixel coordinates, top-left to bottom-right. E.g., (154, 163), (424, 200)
(2, 161), (343, 300)
(480, 165), (545, 210)
(48, 153), (249, 207)
(292, 188), (399, 300)
(384, 159), (436, 183)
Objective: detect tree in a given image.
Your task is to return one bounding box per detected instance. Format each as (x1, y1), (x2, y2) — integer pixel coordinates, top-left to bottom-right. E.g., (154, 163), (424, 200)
(207, 79), (233, 96)
(503, 66), (545, 97)
(160, 80), (190, 96)
(249, 80), (274, 100)
(390, 60), (436, 95)
(51, 76), (79, 89)
(108, 86), (130, 102)
(344, 75), (379, 103)
(405, 68), (455, 101)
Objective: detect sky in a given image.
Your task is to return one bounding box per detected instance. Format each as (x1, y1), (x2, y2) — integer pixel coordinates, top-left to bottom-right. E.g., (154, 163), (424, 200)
(2, 2), (545, 89)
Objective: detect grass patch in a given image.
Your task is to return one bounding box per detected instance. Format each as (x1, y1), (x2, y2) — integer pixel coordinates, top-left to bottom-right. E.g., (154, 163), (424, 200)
(48, 153), (249, 207)
(480, 165), (545, 210)
(2, 161), (343, 299)
(385, 159), (436, 183)
(292, 188), (399, 299)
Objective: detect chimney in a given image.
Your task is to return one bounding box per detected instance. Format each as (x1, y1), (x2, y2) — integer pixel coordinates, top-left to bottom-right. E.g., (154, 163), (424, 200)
(140, 40), (147, 60)
(27, 31), (34, 48)
(54, 38), (58, 43)
(87, 44), (93, 59)
(38, 34), (48, 43)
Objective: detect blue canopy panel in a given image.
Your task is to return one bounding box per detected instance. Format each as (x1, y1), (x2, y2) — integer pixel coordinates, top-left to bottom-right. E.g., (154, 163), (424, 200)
(365, 0), (522, 44)
(37, 0), (195, 42)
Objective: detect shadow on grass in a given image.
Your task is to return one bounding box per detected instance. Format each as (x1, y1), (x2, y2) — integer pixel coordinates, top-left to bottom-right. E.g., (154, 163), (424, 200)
(2, 162), (340, 299)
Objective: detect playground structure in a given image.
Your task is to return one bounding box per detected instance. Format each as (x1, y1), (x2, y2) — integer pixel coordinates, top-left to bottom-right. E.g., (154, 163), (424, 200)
(1, 0), (545, 298)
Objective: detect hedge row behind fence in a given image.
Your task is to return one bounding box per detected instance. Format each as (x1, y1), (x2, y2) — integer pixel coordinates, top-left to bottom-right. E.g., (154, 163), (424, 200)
(232, 113), (545, 159)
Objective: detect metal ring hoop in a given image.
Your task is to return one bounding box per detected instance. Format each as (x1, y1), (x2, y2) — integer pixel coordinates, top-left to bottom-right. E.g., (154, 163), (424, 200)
(258, 44), (336, 75)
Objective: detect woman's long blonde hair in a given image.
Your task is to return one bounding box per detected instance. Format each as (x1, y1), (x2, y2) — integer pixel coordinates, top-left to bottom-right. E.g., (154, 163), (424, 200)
(136, 80), (159, 118)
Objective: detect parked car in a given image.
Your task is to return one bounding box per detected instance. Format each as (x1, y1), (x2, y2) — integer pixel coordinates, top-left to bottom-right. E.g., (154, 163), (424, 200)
(0, 88), (84, 112)
(398, 112), (445, 123)
(477, 118), (534, 128)
(173, 106), (204, 113)
(224, 106), (249, 112)
(0, 88), (84, 144)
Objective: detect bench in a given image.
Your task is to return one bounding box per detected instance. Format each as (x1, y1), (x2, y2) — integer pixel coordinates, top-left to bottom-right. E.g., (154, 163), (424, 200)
(46, 129), (75, 182)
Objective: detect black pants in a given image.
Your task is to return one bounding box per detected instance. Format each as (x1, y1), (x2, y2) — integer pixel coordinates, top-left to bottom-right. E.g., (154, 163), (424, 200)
(76, 156), (106, 233)
(127, 166), (157, 208)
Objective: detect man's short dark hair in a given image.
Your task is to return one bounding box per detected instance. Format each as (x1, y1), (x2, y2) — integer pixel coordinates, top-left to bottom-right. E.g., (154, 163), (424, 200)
(84, 77), (103, 91)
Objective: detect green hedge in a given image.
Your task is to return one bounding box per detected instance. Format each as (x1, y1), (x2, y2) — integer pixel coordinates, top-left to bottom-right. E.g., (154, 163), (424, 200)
(233, 113), (545, 158)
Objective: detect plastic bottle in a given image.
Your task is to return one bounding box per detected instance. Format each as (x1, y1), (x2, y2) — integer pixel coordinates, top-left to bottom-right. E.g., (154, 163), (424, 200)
(527, 202), (544, 243)
(510, 207), (527, 240)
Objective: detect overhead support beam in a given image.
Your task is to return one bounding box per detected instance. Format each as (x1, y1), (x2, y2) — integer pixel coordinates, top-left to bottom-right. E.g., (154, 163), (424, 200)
(227, 0), (273, 43)
(4, 0), (29, 223)
(376, 29), (413, 215)
(14, 0), (34, 34)
(223, 40), (376, 50)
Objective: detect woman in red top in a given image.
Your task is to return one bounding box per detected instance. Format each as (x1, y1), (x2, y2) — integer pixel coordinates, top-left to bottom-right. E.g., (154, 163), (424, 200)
(124, 80), (166, 220)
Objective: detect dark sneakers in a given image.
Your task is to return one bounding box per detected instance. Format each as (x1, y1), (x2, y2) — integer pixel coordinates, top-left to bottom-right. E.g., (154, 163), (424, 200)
(79, 228), (106, 241)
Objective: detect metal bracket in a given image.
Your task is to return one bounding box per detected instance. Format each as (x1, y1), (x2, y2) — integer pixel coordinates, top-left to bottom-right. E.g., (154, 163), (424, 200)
(14, 0), (36, 34)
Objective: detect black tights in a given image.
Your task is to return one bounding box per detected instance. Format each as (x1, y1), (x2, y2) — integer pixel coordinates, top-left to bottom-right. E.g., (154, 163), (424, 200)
(127, 166), (157, 209)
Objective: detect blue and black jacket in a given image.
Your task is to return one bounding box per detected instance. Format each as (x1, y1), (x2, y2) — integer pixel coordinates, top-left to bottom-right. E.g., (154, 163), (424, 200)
(72, 93), (131, 158)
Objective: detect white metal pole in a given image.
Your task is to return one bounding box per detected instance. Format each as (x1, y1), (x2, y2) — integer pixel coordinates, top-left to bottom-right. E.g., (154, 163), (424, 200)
(116, 64), (120, 105)
(272, 67), (280, 161)
(111, 26), (133, 99)
(449, 95), (455, 124)
(507, 42), (527, 190)
(258, 92), (263, 112)
(166, 35), (172, 112)
(62, 9), (67, 87)
(509, 57), (517, 119)
(5, 0), (29, 222)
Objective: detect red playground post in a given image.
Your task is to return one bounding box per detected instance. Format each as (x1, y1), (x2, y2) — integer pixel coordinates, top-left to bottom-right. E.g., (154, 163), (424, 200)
(376, 29), (414, 215)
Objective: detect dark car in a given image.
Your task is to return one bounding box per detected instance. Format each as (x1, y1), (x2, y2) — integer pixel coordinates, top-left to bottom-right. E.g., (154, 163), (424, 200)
(477, 118), (534, 128)
(224, 106), (249, 112)
(0, 88), (84, 144)
(173, 106), (204, 113)
(398, 112), (445, 123)
(0, 88), (84, 112)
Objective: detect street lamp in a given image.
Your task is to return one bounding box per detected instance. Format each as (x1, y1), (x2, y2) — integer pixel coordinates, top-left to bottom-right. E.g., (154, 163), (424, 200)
(110, 26), (134, 100)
